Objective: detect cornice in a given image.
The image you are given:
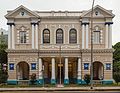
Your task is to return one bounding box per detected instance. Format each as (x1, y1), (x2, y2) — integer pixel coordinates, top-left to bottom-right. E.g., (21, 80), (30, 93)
(81, 22), (89, 25)
(6, 49), (113, 53)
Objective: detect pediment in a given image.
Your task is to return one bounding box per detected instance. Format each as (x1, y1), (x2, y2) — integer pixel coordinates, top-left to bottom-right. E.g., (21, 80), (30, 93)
(5, 5), (39, 18)
(81, 5), (115, 18)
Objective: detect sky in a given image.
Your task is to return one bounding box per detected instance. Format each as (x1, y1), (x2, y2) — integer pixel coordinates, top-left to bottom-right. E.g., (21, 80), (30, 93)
(0, 0), (120, 45)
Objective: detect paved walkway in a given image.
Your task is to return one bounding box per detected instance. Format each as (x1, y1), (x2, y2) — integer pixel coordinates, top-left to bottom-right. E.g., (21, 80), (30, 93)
(0, 87), (120, 91)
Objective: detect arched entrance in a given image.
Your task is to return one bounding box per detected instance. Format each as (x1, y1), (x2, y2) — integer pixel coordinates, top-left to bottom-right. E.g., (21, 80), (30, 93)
(16, 62), (29, 80)
(93, 61), (104, 80)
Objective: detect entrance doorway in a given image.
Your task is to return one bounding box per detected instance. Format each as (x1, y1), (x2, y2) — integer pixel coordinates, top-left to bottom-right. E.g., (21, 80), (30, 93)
(16, 62), (29, 80)
(57, 63), (64, 84)
(93, 61), (104, 80)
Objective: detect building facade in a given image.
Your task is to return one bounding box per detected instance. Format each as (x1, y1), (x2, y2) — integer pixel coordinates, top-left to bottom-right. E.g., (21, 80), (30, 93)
(5, 5), (115, 85)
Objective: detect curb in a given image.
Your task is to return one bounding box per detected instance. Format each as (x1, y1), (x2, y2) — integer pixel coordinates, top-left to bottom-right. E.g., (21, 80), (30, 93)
(0, 87), (120, 92)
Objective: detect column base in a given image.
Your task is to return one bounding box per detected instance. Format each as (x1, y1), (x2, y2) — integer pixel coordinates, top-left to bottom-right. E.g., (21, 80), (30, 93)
(37, 79), (43, 85)
(102, 80), (113, 84)
(51, 79), (56, 85)
(77, 79), (82, 84)
(64, 79), (69, 85)
(7, 80), (18, 85)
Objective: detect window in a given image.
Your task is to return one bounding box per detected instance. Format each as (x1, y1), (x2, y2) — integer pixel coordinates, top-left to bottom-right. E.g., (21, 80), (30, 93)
(9, 63), (14, 70)
(43, 29), (50, 43)
(95, 11), (99, 16)
(106, 63), (111, 70)
(20, 31), (26, 43)
(84, 63), (89, 70)
(31, 63), (36, 70)
(20, 11), (26, 16)
(56, 29), (63, 44)
(69, 29), (77, 43)
(93, 31), (100, 44)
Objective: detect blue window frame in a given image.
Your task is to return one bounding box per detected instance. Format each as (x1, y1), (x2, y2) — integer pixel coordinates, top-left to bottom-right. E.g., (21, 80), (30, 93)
(84, 63), (89, 70)
(31, 63), (36, 70)
(106, 63), (111, 70)
(9, 63), (14, 70)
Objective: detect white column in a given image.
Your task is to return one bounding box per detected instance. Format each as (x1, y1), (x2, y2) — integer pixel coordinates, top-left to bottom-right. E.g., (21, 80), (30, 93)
(32, 24), (35, 49)
(105, 24), (109, 48)
(8, 25), (11, 49)
(86, 24), (89, 49)
(35, 24), (38, 49)
(109, 24), (112, 48)
(65, 58), (69, 79)
(82, 24), (85, 49)
(51, 58), (55, 80)
(12, 25), (15, 49)
(77, 58), (82, 79)
(38, 58), (43, 79)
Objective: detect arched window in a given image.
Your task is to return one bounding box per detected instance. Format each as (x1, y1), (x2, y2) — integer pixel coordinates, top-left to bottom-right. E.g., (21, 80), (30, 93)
(43, 29), (50, 43)
(56, 29), (63, 44)
(69, 29), (77, 43)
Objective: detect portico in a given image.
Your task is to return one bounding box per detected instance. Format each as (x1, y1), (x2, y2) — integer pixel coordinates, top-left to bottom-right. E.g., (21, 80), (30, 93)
(37, 57), (81, 85)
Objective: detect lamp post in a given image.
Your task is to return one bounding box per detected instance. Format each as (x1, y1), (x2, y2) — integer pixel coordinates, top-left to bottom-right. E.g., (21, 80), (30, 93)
(59, 45), (62, 85)
(90, 0), (95, 89)
(42, 65), (44, 88)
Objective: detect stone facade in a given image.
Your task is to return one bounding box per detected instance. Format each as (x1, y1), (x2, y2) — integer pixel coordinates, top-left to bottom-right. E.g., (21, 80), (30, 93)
(5, 5), (115, 85)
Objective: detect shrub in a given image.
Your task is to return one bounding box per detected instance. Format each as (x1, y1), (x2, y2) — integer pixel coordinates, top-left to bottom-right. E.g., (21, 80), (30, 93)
(0, 70), (8, 84)
(84, 74), (91, 85)
(113, 72), (120, 85)
(30, 73), (36, 85)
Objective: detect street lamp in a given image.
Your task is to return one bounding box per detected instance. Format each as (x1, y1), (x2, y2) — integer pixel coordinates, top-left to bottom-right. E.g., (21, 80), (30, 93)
(42, 65), (44, 88)
(57, 45), (64, 87)
(59, 45), (62, 85)
(90, 0), (95, 89)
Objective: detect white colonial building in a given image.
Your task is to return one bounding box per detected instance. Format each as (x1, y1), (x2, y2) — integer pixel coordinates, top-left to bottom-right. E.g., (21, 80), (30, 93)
(5, 5), (114, 85)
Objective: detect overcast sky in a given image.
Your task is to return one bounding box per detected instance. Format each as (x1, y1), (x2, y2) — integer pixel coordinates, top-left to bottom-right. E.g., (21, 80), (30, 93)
(0, 0), (120, 45)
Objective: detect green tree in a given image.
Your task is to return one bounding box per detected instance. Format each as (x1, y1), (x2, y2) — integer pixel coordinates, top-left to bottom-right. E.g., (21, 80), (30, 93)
(113, 42), (120, 63)
(113, 42), (120, 84)
(113, 72), (120, 85)
(113, 61), (120, 72)
(0, 43), (8, 84)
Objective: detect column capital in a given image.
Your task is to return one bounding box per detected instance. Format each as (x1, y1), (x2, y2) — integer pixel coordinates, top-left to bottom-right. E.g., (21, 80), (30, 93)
(7, 23), (15, 26)
(64, 56), (69, 58)
(31, 22), (39, 26)
(105, 22), (113, 25)
(81, 22), (89, 25)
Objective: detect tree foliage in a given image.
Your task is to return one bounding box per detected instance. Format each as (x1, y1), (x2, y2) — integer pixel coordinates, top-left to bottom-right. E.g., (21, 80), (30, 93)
(113, 42), (120, 84)
(113, 42), (120, 63)
(113, 72), (120, 85)
(0, 43), (8, 84)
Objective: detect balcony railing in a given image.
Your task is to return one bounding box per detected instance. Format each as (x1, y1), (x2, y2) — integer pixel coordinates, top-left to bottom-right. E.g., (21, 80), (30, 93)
(39, 44), (80, 50)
